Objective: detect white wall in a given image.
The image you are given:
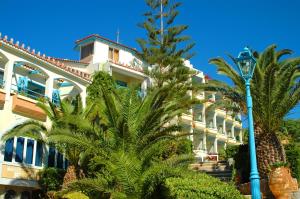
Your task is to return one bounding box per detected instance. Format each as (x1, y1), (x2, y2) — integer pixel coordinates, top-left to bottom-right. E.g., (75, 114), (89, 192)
(93, 41), (109, 64)
(119, 49), (135, 65)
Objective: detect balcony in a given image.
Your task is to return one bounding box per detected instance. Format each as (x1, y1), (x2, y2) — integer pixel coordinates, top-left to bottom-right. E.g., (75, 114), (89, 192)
(0, 90), (4, 108)
(11, 84), (47, 121)
(12, 94), (47, 121)
(1, 163), (40, 181)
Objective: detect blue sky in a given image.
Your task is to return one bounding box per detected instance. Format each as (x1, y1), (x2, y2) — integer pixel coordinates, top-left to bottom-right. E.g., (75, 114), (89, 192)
(1, 0), (299, 119)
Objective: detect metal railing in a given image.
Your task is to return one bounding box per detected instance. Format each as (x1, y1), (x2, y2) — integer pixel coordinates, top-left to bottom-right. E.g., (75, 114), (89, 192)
(11, 84), (47, 101)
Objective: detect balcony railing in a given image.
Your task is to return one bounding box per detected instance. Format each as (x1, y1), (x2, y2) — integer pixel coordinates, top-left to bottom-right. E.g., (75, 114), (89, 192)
(11, 84), (46, 101)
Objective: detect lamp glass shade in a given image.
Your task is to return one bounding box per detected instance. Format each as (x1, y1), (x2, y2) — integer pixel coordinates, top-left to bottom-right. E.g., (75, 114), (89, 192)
(236, 47), (256, 80)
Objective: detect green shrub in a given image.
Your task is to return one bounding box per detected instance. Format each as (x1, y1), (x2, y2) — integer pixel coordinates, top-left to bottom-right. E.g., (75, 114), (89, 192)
(38, 167), (66, 193)
(62, 192), (89, 199)
(225, 145), (240, 159)
(177, 138), (193, 154)
(161, 173), (244, 199)
(285, 143), (300, 181)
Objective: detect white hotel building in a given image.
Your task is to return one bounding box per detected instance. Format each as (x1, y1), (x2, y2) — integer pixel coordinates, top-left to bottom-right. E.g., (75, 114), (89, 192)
(0, 33), (242, 198)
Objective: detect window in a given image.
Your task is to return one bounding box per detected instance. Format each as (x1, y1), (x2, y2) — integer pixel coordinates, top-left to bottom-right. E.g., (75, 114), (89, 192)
(35, 141), (43, 166)
(15, 137), (25, 163)
(116, 80), (127, 88)
(80, 43), (94, 59)
(27, 81), (45, 100)
(57, 152), (63, 169)
(48, 147), (56, 167)
(64, 159), (69, 170)
(108, 47), (119, 62)
(25, 139), (34, 164)
(4, 138), (14, 162)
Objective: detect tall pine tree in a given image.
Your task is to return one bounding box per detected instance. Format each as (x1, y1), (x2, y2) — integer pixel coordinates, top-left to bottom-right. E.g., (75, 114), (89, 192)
(137, 0), (196, 88)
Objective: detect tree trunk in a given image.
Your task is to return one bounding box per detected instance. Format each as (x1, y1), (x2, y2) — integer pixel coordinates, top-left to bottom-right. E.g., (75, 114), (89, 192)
(62, 165), (86, 189)
(255, 125), (286, 178)
(62, 165), (78, 189)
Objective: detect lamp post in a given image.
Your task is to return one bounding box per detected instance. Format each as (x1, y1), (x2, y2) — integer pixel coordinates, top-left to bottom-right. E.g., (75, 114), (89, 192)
(235, 47), (261, 199)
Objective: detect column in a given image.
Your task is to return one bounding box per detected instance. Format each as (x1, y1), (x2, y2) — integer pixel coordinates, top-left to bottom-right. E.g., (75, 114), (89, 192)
(3, 60), (14, 102)
(231, 125), (235, 139)
(189, 124), (193, 142)
(213, 112), (217, 129)
(214, 137), (218, 154)
(239, 130), (243, 143)
(223, 119), (226, 135)
(45, 75), (54, 101)
(203, 132), (207, 151)
(202, 106), (206, 123)
(141, 78), (148, 97)
(80, 87), (87, 108)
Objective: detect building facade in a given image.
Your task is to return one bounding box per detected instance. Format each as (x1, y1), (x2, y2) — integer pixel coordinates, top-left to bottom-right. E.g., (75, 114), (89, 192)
(0, 33), (242, 198)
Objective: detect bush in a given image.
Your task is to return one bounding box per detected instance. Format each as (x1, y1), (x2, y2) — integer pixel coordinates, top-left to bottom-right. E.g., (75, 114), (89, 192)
(285, 143), (300, 181)
(161, 173), (244, 199)
(38, 167), (66, 193)
(225, 145), (240, 160)
(62, 192), (89, 199)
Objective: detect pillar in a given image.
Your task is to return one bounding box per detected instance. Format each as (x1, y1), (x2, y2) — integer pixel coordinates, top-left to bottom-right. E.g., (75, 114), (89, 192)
(231, 125), (235, 139)
(45, 75), (54, 101)
(239, 130), (243, 143)
(223, 119), (226, 135)
(213, 112), (217, 129)
(141, 78), (148, 97)
(203, 132), (207, 151)
(214, 137), (218, 154)
(202, 106), (206, 123)
(80, 87), (87, 108)
(3, 60), (14, 102)
(189, 124), (193, 142)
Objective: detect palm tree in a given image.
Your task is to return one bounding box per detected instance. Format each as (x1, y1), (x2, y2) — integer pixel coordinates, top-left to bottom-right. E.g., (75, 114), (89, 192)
(2, 95), (95, 187)
(48, 71), (197, 198)
(204, 45), (300, 178)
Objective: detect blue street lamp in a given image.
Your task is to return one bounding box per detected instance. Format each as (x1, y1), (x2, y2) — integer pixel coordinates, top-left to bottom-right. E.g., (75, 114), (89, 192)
(236, 47), (261, 199)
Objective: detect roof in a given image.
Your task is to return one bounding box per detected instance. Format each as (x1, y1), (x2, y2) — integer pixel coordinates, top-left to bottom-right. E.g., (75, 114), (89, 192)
(205, 75), (211, 80)
(53, 57), (89, 65)
(75, 34), (138, 53)
(0, 33), (91, 82)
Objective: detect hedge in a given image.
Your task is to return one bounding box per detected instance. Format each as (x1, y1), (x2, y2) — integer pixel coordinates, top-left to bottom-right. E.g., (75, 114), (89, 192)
(161, 173), (244, 199)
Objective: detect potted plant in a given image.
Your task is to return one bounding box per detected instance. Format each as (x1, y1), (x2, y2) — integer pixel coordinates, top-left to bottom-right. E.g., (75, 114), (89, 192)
(268, 162), (298, 199)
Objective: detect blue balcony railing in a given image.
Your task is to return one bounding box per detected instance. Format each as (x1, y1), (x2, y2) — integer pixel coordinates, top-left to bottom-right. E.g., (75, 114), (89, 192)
(11, 84), (47, 101)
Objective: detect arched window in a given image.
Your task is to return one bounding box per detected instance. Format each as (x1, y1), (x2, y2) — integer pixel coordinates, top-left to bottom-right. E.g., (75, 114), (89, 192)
(4, 190), (16, 199)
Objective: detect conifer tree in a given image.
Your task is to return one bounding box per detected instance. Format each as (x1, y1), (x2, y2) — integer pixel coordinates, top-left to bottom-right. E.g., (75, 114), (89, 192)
(137, 0), (196, 88)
